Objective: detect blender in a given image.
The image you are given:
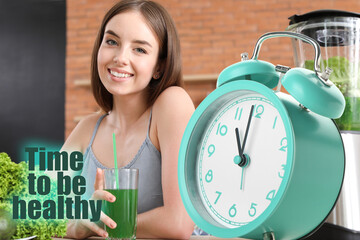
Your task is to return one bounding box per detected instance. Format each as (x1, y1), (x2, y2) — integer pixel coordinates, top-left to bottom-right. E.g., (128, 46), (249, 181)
(287, 10), (360, 239)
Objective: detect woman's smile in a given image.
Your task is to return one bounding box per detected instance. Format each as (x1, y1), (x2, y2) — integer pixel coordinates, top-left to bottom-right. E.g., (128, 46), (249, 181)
(108, 68), (134, 81)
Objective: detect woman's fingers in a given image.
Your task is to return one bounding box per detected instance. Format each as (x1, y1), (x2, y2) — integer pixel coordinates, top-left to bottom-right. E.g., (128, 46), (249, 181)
(92, 189), (116, 202)
(87, 168), (117, 237)
(92, 169), (116, 201)
(82, 211), (117, 238)
(94, 168), (104, 190)
(82, 219), (109, 238)
(100, 211), (117, 229)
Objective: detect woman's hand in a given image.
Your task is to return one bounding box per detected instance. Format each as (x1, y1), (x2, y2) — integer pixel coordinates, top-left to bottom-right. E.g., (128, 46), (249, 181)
(66, 168), (117, 239)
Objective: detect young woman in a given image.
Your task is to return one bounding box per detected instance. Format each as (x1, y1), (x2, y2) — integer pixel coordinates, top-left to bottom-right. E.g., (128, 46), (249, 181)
(63, 0), (195, 238)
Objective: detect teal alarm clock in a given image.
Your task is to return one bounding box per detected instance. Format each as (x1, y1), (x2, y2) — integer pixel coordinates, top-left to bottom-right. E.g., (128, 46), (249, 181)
(178, 32), (346, 240)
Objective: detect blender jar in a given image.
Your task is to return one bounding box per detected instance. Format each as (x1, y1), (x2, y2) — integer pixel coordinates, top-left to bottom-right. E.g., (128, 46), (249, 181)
(287, 10), (360, 238)
(287, 10), (360, 131)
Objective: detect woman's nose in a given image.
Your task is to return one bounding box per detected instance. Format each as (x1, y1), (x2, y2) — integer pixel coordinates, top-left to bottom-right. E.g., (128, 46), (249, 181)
(113, 48), (129, 65)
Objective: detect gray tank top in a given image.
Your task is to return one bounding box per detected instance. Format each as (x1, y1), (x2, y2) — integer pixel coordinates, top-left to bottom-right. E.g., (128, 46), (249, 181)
(81, 111), (163, 214)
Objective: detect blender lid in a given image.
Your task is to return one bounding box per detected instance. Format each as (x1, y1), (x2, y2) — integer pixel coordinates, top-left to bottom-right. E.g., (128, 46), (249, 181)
(289, 9), (360, 25)
(288, 10), (360, 47)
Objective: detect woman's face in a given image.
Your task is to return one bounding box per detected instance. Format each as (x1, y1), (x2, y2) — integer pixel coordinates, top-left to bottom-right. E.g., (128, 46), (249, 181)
(97, 11), (160, 98)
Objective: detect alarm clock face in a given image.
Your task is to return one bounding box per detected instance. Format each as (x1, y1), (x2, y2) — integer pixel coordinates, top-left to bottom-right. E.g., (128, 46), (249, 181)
(196, 90), (290, 228)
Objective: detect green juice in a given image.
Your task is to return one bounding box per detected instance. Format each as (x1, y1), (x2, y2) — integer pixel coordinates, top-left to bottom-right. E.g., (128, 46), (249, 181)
(335, 96), (360, 131)
(304, 57), (360, 131)
(103, 189), (138, 239)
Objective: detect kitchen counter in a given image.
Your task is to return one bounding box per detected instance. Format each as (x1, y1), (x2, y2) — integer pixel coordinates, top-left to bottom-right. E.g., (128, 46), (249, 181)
(53, 236), (246, 240)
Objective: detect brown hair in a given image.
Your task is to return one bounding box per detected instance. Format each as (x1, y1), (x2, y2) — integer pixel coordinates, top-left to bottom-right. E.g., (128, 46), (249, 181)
(91, 0), (183, 113)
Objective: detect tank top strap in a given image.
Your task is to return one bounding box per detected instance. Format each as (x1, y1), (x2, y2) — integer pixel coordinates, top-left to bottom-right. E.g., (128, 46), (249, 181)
(89, 113), (108, 146)
(147, 108), (153, 138)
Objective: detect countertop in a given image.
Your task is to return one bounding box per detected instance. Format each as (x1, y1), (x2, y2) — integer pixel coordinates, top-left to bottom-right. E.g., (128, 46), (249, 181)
(53, 236), (246, 240)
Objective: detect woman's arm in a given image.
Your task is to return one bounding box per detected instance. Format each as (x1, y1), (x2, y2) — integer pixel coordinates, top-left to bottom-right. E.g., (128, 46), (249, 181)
(62, 114), (117, 239)
(136, 87), (195, 239)
(66, 169), (117, 239)
(61, 113), (100, 154)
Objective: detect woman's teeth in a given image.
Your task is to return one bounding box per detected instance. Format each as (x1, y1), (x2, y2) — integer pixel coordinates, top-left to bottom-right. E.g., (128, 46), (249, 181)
(110, 70), (132, 78)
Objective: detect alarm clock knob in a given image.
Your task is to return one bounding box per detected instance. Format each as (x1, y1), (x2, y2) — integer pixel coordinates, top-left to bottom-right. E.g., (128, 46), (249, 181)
(241, 52), (249, 61)
(274, 65), (291, 91)
(320, 66), (333, 82)
(275, 65), (291, 74)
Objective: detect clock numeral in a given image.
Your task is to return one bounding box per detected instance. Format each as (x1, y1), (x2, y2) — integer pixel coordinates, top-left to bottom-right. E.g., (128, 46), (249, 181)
(205, 170), (213, 183)
(273, 116), (278, 129)
(214, 191), (222, 204)
(207, 144), (215, 157)
(216, 123), (228, 136)
(234, 107), (243, 121)
(248, 203), (257, 217)
(229, 204), (237, 218)
(278, 164), (286, 179)
(254, 104), (264, 119)
(266, 190), (276, 201)
(279, 137), (287, 152)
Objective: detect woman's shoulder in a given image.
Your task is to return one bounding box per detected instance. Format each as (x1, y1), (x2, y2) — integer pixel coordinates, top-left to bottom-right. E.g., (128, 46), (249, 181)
(153, 86), (194, 112)
(77, 112), (105, 128)
(152, 86), (194, 129)
(62, 112), (105, 153)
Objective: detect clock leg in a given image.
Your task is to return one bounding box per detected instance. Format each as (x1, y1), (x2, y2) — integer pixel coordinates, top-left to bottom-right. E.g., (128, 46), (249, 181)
(263, 232), (276, 240)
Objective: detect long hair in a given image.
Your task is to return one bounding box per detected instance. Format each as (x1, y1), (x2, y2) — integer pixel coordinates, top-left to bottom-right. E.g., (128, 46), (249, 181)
(91, 0), (183, 113)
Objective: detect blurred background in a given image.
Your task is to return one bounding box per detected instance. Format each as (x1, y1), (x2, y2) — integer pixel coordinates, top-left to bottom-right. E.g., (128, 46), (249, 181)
(0, 0), (65, 162)
(0, 0), (359, 162)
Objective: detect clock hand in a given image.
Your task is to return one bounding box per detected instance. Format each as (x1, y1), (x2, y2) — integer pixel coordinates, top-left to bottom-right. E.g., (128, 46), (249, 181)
(234, 106), (254, 190)
(241, 105), (255, 156)
(235, 128), (246, 167)
(240, 167), (245, 190)
(234, 129), (246, 190)
(235, 128), (242, 157)
(234, 105), (254, 168)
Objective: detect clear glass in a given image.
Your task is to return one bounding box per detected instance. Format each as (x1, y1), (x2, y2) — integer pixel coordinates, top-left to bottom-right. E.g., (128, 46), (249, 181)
(287, 17), (360, 131)
(103, 168), (139, 240)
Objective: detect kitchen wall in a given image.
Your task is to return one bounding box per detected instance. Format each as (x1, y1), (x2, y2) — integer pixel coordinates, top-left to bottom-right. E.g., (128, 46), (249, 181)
(66, 0), (360, 137)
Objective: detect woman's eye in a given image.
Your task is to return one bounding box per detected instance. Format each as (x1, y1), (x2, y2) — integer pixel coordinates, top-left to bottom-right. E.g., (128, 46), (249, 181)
(135, 48), (147, 54)
(105, 39), (117, 46)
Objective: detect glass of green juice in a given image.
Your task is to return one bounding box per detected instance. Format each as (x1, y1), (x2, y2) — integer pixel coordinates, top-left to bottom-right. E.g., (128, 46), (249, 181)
(103, 168), (139, 240)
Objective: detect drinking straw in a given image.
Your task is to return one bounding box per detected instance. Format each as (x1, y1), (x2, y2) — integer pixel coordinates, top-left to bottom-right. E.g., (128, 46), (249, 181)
(112, 133), (120, 189)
